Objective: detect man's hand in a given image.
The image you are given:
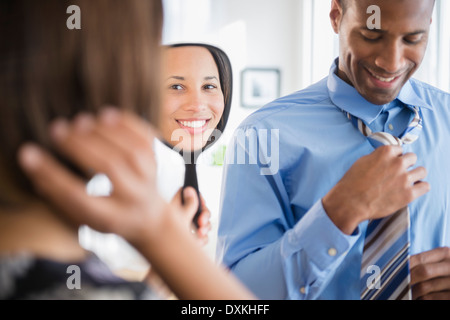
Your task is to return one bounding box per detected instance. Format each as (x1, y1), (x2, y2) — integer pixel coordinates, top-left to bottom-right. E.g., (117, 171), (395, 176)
(411, 247), (450, 300)
(323, 145), (430, 235)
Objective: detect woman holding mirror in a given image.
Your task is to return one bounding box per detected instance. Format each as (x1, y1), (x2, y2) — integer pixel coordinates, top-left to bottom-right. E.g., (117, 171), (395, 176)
(159, 43), (232, 230)
(79, 43), (232, 273)
(144, 43), (233, 297)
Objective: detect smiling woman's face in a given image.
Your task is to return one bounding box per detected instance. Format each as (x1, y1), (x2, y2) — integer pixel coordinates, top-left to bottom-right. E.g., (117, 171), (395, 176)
(160, 46), (224, 152)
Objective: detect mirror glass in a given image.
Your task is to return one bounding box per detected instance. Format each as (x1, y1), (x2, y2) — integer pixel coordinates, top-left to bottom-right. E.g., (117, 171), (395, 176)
(159, 43), (233, 227)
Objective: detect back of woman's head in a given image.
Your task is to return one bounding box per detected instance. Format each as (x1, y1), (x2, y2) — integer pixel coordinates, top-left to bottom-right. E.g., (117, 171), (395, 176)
(0, 0), (163, 206)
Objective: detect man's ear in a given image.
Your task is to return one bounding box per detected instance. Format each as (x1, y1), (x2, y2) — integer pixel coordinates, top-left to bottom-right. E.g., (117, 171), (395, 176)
(330, 0), (344, 34)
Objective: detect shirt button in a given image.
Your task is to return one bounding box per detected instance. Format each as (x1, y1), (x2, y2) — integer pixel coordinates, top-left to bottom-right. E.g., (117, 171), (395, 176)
(300, 287), (306, 295)
(388, 124), (394, 131)
(328, 248), (338, 257)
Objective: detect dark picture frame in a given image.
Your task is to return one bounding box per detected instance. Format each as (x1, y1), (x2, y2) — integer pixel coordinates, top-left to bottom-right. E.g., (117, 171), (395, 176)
(241, 68), (281, 109)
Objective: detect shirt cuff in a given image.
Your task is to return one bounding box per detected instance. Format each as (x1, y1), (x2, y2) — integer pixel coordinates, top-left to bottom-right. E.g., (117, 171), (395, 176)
(288, 199), (360, 271)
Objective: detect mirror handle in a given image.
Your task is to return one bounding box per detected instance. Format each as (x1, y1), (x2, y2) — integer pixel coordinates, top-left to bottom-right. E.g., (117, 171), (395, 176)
(182, 163), (202, 229)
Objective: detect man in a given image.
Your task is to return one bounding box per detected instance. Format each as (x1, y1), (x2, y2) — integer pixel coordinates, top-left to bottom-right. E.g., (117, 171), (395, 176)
(217, 0), (450, 300)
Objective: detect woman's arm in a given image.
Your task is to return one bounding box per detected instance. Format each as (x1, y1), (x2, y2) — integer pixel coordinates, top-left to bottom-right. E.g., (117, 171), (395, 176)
(18, 108), (255, 300)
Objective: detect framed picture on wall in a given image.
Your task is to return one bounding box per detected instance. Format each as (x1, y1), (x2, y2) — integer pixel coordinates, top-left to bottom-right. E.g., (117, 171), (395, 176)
(241, 68), (281, 109)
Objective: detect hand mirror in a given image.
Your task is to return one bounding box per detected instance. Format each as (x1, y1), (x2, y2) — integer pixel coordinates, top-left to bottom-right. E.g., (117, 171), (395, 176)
(159, 43), (232, 229)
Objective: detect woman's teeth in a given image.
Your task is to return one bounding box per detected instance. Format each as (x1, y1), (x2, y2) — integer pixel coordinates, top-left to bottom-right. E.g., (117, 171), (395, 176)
(179, 120), (207, 128)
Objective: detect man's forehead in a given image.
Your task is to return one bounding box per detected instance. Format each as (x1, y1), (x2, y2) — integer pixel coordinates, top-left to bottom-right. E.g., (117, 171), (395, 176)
(347, 0), (435, 13)
(345, 0), (435, 26)
(345, 0), (435, 6)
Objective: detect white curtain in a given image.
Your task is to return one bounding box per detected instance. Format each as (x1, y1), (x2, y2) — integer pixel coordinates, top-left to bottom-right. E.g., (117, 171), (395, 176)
(416, 0), (450, 92)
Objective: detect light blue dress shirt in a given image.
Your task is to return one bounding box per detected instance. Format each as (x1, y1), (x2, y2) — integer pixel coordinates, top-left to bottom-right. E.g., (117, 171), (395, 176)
(216, 59), (450, 300)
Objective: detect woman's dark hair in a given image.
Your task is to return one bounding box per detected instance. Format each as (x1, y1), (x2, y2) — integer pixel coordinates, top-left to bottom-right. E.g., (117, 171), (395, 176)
(0, 0), (164, 207)
(168, 43), (233, 151)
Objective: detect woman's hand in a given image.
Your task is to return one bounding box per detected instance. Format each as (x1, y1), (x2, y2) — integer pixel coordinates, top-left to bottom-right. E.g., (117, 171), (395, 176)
(18, 108), (182, 245)
(171, 188), (212, 246)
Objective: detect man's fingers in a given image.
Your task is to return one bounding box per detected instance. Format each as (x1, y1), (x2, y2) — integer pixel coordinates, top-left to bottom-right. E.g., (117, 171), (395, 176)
(375, 145), (403, 158)
(410, 248), (450, 292)
(400, 152), (418, 169)
(411, 259), (450, 285)
(411, 181), (431, 200)
(412, 276), (450, 300)
(405, 166), (430, 203)
(408, 166), (427, 184)
(410, 247), (450, 269)
(415, 291), (450, 301)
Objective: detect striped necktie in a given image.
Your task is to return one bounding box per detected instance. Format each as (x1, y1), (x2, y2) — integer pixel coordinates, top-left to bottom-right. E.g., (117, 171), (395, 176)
(345, 106), (423, 300)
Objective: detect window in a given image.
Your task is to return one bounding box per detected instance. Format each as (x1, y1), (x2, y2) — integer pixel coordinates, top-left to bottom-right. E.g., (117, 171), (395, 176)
(415, 0), (450, 92)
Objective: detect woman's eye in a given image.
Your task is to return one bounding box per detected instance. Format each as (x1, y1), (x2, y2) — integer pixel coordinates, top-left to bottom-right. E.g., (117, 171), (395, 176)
(170, 84), (183, 90)
(204, 84), (217, 90)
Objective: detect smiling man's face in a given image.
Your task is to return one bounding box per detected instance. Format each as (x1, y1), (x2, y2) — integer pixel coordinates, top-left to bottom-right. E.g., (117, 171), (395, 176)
(330, 0), (435, 105)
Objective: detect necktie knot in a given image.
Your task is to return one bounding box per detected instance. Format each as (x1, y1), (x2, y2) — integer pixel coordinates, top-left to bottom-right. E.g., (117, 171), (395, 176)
(368, 132), (402, 148)
(345, 106), (423, 148)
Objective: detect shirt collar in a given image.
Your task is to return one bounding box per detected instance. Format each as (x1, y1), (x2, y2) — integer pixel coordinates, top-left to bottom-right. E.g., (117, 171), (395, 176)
(327, 58), (432, 125)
